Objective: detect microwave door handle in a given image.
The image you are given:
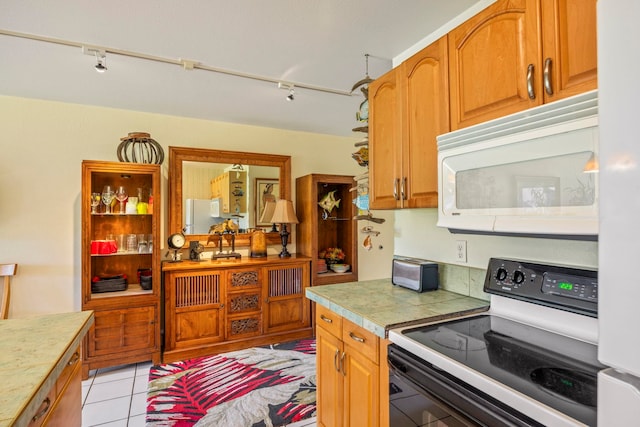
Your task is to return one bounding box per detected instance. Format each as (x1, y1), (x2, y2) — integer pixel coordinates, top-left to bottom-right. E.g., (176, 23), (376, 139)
(527, 63), (536, 100)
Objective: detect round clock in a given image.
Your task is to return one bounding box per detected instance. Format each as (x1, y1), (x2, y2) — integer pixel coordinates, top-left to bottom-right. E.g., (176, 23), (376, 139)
(167, 232), (186, 249)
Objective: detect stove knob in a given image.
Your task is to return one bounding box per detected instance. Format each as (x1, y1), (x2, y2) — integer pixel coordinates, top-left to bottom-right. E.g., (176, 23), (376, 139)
(513, 270), (525, 284)
(496, 268), (508, 281)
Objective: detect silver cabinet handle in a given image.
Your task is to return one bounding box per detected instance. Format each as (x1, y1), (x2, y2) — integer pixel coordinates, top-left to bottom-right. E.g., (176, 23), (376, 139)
(68, 351), (80, 366)
(340, 352), (346, 376)
(401, 177), (407, 201)
(349, 331), (365, 343)
(527, 64), (536, 100)
(543, 57), (553, 95)
(393, 178), (399, 200)
(320, 314), (333, 324)
(334, 348), (340, 372)
(31, 397), (51, 422)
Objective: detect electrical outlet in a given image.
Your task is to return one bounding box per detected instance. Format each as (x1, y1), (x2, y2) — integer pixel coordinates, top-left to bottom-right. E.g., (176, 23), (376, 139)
(456, 240), (467, 263)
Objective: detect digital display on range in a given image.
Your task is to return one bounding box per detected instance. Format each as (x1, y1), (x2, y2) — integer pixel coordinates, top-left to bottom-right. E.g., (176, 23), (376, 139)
(542, 272), (597, 301)
(558, 282), (574, 291)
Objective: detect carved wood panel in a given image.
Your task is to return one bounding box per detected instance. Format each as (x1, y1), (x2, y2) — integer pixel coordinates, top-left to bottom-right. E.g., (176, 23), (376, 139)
(230, 270), (259, 288)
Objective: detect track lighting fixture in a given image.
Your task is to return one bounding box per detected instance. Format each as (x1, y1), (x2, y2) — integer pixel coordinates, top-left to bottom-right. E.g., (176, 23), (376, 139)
(94, 51), (107, 73)
(278, 82), (295, 101)
(3, 30), (360, 96)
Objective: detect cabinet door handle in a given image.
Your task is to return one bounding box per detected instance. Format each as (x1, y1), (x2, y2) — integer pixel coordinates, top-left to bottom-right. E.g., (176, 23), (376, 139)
(526, 64), (536, 100)
(543, 57), (553, 96)
(31, 397), (51, 423)
(320, 314), (333, 324)
(401, 177), (407, 200)
(349, 331), (365, 343)
(334, 349), (340, 372)
(68, 351), (80, 366)
(393, 178), (400, 201)
(340, 352), (346, 376)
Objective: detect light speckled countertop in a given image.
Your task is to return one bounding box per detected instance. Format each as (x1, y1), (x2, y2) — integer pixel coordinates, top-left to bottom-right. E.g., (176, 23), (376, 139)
(306, 279), (489, 338)
(0, 311), (94, 427)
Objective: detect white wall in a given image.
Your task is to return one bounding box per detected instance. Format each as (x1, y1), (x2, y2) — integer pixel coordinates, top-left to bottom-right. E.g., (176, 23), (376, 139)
(0, 95), (393, 317)
(394, 209), (598, 271)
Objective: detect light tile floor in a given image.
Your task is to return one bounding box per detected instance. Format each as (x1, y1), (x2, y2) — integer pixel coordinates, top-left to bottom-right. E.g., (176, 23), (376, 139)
(81, 362), (317, 426)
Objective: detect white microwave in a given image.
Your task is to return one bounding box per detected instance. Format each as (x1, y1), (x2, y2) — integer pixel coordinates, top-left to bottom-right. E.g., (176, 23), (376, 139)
(437, 91), (599, 239)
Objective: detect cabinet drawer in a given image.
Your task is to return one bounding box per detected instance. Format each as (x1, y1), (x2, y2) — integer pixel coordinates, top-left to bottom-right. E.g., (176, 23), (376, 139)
(342, 319), (379, 364)
(227, 315), (262, 339)
(316, 305), (342, 339)
(57, 347), (81, 395)
(228, 269), (261, 290)
(227, 291), (261, 314)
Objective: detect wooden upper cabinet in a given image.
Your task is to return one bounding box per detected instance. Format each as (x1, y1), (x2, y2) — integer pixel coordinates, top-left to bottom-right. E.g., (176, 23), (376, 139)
(401, 36), (449, 209)
(448, 0), (541, 130)
(369, 35), (449, 209)
(540, 0), (598, 102)
(369, 68), (402, 209)
(449, 0), (597, 130)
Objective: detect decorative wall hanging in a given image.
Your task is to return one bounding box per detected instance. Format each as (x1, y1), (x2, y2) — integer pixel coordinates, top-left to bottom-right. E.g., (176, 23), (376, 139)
(117, 132), (165, 165)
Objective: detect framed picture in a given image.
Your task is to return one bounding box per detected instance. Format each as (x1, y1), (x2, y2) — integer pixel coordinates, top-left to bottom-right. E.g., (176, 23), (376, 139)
(255, 178), (279, 226)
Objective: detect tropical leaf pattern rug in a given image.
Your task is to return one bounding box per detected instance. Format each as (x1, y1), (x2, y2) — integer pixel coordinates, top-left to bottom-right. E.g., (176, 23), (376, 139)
(146, 339), (316, 426)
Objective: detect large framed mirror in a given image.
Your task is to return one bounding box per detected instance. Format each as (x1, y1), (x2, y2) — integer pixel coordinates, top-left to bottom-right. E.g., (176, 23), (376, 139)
(168, 146), (291, 247)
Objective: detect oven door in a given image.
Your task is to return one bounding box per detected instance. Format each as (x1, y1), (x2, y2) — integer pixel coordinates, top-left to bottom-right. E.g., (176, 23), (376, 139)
(388, 344), (544, 427)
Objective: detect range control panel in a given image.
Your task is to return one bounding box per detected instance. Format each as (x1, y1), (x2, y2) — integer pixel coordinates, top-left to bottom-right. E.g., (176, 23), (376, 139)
(485, 258), (598, 317)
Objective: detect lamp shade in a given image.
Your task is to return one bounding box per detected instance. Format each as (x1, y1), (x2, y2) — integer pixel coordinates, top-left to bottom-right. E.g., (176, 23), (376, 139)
(260, 200), (277, 223)
(270, 200), (299, 224)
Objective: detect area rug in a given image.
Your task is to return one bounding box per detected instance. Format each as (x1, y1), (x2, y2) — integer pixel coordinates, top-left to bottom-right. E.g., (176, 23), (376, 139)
(146, 339), (316, 427)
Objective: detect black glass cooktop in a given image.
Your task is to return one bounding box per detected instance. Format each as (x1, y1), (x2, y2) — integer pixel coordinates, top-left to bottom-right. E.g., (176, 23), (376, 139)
(402, 314), (606, 426)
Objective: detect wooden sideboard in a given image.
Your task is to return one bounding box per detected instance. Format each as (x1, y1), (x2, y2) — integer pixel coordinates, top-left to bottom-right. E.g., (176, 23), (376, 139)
(161, 255), (313, 363)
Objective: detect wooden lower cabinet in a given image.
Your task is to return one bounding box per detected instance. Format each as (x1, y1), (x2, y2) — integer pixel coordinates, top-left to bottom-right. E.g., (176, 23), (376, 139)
(82, 304), (159, 378)
(316, 305), (389, 427)
(162, 256), (312, 363)
(29, 347), (82, 427)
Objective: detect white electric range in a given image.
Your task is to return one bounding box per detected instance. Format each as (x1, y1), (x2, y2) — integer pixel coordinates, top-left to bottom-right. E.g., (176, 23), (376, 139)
(388, 258), (603, 426)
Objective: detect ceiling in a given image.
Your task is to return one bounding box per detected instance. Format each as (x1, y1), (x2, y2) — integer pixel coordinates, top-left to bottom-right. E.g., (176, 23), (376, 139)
(0, 1), (480, 137)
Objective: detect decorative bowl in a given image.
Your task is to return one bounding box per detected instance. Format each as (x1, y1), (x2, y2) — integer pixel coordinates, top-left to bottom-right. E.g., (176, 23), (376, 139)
(330, 264), (350, 273)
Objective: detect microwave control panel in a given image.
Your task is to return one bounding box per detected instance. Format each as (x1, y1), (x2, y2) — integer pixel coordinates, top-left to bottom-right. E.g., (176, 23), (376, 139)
(484, 258), (598, 317)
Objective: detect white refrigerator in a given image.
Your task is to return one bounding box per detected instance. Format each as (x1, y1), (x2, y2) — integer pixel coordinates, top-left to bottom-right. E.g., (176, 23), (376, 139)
(597, 0), (640, 424)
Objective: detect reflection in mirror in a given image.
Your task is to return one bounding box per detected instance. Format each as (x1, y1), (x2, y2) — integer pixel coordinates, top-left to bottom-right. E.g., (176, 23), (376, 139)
(168, 147), (291, 248)
(182, 161), (280, 234)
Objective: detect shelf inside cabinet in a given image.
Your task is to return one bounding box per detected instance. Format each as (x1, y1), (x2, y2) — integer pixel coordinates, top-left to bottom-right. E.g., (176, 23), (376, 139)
(91, 284), (154, 299)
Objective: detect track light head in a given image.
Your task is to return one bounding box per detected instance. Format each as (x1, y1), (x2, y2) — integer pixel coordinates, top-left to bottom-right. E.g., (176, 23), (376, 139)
(94, 52), (107, 73)
(95, 61), (107, 72)
(286, 89), (295, 101)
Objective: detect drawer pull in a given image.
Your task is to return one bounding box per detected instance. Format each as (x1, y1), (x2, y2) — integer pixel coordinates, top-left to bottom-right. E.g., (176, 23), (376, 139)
(526, 63), (536, 100)
(31, 397), (51, 422)
(320, 314), (333, 324)
(349, 332), (365, 343)
(68, 351), (80, 366)
(543, 57), (553, 95)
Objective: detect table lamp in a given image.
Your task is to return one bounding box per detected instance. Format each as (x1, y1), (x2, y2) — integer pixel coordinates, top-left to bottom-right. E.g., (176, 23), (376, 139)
(259, 200), (278, 232)
(269, 199), (299, 257)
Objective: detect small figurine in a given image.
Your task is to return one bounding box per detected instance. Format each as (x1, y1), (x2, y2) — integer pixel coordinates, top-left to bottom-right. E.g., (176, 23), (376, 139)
(318, 190), (341, 215)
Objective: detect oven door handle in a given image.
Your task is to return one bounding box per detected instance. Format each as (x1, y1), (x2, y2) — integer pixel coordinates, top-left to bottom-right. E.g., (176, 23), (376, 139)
(388, 345), (543, 427)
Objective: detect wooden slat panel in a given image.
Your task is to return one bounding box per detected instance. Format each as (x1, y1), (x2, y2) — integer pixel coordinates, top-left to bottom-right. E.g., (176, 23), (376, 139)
(176, 274), (220, 307)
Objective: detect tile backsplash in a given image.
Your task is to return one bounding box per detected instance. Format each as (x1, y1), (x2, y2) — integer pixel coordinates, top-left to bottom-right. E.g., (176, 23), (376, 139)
(438, 263), (490, 302)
